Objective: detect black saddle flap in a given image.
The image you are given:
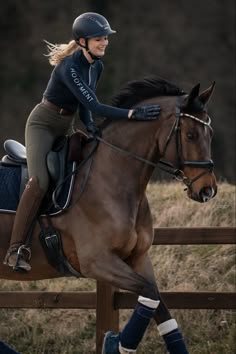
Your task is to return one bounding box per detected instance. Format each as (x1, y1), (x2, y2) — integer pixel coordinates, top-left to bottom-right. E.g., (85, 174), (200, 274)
(67, 131), (88, 162)
(47, 136), (68, 183)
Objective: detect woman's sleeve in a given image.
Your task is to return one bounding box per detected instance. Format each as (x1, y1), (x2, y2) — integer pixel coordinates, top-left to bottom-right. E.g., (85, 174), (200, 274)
(79, 103), (94, 127)
(62, 65), (129, 119)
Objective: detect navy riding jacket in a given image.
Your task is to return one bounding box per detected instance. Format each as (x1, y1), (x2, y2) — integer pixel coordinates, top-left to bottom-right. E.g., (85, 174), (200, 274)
(43, 50), (129, 127)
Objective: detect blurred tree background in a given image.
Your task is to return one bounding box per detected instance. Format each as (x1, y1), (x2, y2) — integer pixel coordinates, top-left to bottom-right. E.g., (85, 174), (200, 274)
(0, 0), (235, 182)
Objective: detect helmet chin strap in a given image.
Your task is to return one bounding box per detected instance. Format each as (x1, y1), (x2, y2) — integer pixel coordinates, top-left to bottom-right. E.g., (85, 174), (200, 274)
(87, 50), (101, 61)
(77, 39), (101, 60)
(86, 39), (102, 60)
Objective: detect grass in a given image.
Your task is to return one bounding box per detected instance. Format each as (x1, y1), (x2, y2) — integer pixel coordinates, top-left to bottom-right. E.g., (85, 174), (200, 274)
(0, 182), (235, 353)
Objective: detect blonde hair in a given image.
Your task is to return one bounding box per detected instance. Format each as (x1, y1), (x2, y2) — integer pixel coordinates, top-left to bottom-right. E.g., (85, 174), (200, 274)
(44, 39), (80, 66)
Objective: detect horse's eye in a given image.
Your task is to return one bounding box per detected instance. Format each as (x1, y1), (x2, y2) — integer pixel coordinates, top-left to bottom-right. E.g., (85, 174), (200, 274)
(187, 132), (194, 140)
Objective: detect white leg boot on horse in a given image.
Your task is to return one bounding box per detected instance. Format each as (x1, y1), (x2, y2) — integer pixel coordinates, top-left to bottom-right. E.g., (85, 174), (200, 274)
(3, 176), (44, 272)
(154, 302), (189, 353)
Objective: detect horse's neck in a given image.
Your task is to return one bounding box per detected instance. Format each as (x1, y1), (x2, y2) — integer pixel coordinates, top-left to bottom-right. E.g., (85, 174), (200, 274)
(94, 120), (159, 195)
(78, 97), (176, 201)
(100, 96), (175, 170)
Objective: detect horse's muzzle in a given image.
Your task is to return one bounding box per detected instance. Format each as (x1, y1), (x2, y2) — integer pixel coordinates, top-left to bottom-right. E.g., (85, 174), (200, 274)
(189, 185), (217, 203)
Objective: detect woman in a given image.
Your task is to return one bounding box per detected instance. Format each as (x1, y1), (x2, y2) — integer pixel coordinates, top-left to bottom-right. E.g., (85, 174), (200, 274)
(3, 12), (161, 272)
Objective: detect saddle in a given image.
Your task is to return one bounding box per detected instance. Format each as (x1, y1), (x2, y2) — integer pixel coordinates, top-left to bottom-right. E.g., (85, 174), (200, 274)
(0, 131), (89, 277)
(0, 131), (87, 214)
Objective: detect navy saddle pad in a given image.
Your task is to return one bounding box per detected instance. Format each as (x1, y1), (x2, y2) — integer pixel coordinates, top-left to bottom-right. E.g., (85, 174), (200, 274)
(0, 161), (76, 215)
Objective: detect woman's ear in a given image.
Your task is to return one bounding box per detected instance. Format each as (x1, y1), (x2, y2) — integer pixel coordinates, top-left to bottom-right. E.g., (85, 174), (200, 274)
(78, 38), (86, 47)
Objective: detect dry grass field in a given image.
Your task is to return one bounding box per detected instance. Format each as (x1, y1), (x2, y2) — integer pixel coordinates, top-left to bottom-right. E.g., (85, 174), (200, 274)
(0, 182), (235, 353)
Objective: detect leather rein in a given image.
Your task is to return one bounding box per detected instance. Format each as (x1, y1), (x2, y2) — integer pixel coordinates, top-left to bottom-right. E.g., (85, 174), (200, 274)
(97, 96), (214, 190)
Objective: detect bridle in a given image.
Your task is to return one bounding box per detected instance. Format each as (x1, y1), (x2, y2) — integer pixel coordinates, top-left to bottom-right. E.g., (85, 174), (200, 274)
(96, 95), (214, 190)
(159, 95), (214, 189)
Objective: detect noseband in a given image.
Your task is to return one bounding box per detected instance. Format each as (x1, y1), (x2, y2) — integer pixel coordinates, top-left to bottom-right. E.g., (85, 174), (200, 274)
(97, 96), (214, 190)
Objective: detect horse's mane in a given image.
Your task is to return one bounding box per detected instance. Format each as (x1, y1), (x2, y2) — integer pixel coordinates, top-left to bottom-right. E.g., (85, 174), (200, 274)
(111, 76), (186, 109)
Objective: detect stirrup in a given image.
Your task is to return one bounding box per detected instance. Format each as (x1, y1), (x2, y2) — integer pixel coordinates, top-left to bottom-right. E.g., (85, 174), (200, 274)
(3, 244), (31, 272)
(17, 244), (31, 261)
(13, 244), (31, 271)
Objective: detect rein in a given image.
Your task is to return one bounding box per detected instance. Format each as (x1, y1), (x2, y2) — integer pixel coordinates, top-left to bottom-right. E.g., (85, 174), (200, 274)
(96, 136), (181, 177)
(97, 96), (214, 190)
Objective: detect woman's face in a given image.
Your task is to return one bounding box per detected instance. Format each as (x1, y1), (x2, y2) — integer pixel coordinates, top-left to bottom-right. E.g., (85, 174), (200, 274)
(81, 36), (109, 58)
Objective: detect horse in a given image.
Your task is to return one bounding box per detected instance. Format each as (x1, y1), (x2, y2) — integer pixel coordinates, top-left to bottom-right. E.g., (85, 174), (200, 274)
(0, 77), (217, 353)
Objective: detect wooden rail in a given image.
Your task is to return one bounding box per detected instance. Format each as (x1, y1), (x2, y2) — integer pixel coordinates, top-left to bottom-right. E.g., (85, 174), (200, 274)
(153, 227), (236, 244)
(0, 227), (235, 353)
(0, 290), (235, 310)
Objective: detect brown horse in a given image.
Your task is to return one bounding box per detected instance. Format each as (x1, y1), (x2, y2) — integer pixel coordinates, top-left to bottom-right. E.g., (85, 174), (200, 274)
(0, 77), (217, 353)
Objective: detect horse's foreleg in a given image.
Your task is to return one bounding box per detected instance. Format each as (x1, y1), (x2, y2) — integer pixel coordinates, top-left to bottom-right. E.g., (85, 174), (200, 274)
(132, 194), (189, 354)
(112, 254), (162, 353)
(136, 257), (189, 353)
(130, 253), (189, 354)
(83, 252), (158, 299)
(153, 309), (189, 353)
(129, 252), (171, 319)
(82, 252), (159, 353)
(138, 253), (189, 353)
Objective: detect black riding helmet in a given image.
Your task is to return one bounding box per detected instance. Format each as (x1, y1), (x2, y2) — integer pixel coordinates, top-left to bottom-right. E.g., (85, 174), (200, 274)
(72, 13), (116, 60)
(72, 12), (116, 42)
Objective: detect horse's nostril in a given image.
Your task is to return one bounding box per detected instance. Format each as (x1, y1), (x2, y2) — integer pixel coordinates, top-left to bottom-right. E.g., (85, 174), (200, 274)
(204, 187), (212, 196)
(200, 186), (214, 202)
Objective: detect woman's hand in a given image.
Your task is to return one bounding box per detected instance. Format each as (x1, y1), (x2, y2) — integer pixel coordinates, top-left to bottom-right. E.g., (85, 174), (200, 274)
(86, 122), (101, 136)
(129, 105), (161, 120)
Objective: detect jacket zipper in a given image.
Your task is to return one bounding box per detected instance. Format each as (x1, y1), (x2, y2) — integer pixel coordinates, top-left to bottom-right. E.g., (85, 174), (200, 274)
(89, 66), (92, 86)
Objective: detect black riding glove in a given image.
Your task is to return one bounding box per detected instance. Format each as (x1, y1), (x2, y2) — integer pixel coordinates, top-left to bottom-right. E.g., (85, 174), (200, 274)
(131, 105), (161, 120)
(86, 122), (101, 137)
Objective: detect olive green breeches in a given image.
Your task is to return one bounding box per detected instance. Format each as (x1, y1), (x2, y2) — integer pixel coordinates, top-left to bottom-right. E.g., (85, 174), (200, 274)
(25, 102), (74, 193)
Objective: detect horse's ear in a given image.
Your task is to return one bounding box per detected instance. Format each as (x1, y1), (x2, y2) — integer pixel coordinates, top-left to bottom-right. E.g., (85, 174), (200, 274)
(188, 83), (201, 101)
(199, 82), (216, 106)
(180, 83), (200, 109)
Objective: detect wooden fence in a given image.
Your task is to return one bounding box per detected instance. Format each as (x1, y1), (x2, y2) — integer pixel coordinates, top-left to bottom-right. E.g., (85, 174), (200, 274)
(0, 227), (235, 353)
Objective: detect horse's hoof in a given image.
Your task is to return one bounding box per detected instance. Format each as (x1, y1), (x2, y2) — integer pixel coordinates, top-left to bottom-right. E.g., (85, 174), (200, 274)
(102, 331), (120, 354)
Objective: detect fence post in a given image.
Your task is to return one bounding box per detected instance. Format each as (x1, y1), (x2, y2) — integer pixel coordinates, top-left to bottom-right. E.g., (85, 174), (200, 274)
(96, 281), (119, 354)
